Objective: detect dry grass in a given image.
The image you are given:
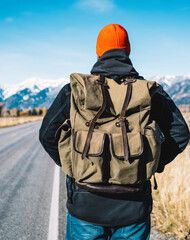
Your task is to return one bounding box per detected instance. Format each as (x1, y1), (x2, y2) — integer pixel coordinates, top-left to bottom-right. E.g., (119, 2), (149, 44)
(0, 116), (44, 128)
(182, 112), (190, 129)
(152, 144), (190, 239)
(151, 112), (190, 239)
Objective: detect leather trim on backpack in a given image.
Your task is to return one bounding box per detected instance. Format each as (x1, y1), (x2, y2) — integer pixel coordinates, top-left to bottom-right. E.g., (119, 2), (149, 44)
(76, 182), (146, 194)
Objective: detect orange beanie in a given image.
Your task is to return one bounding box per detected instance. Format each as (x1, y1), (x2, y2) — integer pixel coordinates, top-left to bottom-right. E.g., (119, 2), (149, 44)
(96, 24), (131, 57)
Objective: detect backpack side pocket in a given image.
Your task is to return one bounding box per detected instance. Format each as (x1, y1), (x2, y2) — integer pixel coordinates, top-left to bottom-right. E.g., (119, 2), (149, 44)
(144, 121), (165, 179)
(57, 119), (73, 177)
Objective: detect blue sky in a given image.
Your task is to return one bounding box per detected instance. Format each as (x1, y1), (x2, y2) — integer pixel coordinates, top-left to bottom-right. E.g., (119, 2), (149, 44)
(0, 0), (190, 84)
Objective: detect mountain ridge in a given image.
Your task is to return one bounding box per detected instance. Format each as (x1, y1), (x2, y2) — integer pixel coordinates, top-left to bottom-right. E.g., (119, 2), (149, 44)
(0, 75), (189, 110)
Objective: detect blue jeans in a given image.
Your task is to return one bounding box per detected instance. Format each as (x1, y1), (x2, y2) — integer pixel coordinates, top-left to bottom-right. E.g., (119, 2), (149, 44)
(66, 212), (150, 240)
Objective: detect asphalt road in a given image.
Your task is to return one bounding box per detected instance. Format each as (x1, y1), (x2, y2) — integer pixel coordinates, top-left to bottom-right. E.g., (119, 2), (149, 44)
(0, 121), (67, 240)
(0, 121), (176, 240)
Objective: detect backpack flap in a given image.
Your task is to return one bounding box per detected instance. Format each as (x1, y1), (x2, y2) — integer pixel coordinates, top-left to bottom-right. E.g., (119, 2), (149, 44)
(70, 73), (102, 110)
(110, 133), (144, 160)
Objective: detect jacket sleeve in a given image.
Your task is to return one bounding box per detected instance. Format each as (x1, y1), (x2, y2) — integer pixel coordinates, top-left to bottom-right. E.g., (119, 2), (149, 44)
(39, 83), (71, 166)
(150, 85), (190, 173)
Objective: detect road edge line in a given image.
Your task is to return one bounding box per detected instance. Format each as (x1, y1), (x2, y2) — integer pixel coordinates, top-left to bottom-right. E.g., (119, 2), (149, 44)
(48, 165), (60, 240)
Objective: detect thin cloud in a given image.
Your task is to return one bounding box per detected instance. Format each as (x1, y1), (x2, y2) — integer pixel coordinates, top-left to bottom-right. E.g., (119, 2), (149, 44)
(77, 0), (116, 12)
(5, 17), (14, 22)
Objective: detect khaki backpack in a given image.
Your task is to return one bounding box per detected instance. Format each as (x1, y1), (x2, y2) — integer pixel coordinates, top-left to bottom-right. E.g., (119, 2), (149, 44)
(56, 73), (165, 192)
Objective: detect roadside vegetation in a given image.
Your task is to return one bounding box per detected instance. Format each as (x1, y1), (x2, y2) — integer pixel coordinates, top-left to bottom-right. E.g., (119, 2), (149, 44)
(0, 106), (47, 128)
(0, 116), (44, 128)
(152, 112), (190, 240)
(182, 112), (190, 128)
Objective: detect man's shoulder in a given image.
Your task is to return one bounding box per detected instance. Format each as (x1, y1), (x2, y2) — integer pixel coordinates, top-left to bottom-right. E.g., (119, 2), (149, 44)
(61, 82), (71, 92)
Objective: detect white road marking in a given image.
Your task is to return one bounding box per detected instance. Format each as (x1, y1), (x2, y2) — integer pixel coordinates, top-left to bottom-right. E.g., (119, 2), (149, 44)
(48, 165), (60, 240)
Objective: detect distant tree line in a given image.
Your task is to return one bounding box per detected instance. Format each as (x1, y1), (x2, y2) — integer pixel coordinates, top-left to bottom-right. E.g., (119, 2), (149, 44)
(27, 109), (43, 116)
(16, 107), (47, 117)
(0, 105), (47, 117)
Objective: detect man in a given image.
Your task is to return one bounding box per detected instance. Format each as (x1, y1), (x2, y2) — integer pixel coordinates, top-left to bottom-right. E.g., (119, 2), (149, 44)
(39, 24), (190, 239)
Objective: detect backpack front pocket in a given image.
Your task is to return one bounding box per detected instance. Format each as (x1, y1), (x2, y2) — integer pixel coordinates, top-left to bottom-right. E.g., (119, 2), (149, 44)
(72, 131), (108, 184)
(109, 132), (145, 185)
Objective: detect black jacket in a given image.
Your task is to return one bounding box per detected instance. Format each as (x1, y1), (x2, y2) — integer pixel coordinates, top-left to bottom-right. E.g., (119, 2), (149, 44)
(39, 49), (190, 226)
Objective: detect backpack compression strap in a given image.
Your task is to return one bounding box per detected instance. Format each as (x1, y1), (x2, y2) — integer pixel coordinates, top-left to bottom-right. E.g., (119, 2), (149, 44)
(82, 75), (107, 159)
(119, 80), (133, 161)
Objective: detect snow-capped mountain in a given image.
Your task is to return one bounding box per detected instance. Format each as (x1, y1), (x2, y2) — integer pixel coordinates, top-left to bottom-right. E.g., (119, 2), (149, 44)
(0, 77), (68, 99)
(0, 77), (69, 110)
(149, 75), (190, 105)
(0, 75), (189, 110)
(149, 74), (190, 88)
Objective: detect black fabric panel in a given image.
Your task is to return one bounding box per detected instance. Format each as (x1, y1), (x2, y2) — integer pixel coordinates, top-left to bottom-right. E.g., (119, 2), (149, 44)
(150, 86), (190, 172)
(39, 83), (71, 166)
(67, 179), (152, 227)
